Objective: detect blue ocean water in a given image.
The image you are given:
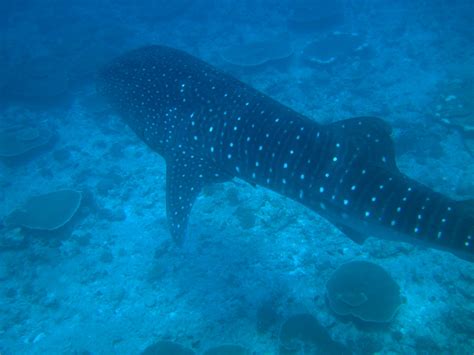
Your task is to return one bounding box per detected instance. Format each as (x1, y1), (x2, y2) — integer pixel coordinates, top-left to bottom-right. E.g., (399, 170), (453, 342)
(1, 0), (473, 353)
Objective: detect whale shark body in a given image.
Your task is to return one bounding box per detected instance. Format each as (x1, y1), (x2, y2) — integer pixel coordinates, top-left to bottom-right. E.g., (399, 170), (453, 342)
(99, 45), (474, 260)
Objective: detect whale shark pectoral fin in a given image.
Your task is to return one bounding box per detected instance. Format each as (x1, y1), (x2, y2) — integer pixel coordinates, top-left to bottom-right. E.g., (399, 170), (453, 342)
(165, 151), (233, 244)
(330, 116), (398, 172)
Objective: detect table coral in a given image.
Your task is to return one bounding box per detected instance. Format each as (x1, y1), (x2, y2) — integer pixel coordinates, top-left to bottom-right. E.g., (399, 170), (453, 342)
(326, 260), (402, 323)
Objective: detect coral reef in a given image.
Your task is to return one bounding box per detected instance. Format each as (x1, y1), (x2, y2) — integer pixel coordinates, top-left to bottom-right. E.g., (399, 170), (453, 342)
(0, 124), (53, 157)
(141, 340), (194, 355)
(4, 189), (82, 230)
(220, 37), (293, 67)
(301, 32), (368, 65)
(203, 344), (249, 355)
(325, 261), (402, 322)
(279, 313), (350, 354)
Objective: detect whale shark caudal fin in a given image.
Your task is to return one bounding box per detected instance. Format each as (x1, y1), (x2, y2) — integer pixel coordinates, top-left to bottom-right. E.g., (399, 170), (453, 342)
(166, 150), (233, 243)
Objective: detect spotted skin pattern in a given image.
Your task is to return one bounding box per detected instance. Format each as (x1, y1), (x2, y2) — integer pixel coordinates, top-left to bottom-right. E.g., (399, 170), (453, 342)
(99, 45), (474, 260)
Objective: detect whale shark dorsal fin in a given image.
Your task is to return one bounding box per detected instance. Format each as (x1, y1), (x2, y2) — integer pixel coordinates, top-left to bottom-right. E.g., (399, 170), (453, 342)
(329, 116), (399, 172)
(166, 151), (233, 244)
(333, 222), (368, 245)
(456, 199), (474, 215)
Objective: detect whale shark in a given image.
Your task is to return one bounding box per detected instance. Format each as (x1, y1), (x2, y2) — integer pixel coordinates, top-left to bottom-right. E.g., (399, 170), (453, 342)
(99, 45), (474, 261)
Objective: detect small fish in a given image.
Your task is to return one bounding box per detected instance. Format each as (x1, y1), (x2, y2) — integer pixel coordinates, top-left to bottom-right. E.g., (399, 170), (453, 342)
(99, 45), (474, 261)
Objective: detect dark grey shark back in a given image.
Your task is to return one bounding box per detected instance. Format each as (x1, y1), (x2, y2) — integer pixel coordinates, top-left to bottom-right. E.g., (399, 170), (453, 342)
(99, 45), (474, 260)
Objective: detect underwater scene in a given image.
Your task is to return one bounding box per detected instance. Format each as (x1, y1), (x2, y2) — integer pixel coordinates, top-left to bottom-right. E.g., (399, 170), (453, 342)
(1, 0), (474, 354)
